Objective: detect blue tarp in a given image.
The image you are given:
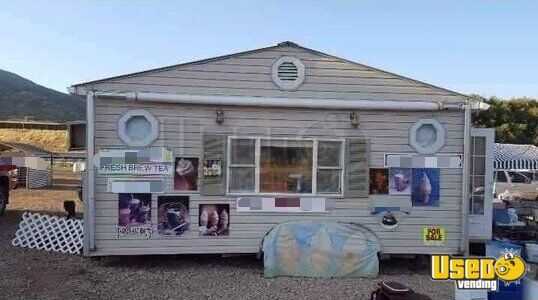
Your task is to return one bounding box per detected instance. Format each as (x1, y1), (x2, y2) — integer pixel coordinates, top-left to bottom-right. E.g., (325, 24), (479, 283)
(262, 221), (381, 278)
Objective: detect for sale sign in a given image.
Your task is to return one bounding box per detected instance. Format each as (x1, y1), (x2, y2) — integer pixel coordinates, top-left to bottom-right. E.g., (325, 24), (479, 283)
(422, 226), (446, 246)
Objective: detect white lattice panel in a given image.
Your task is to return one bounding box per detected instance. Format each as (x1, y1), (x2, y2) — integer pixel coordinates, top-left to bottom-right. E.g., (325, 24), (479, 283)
(12, 212), (83, 254)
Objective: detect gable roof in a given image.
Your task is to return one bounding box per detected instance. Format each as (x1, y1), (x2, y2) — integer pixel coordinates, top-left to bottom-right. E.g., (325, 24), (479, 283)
(71, 41), (471, 104)
(72, 42), (284, 88)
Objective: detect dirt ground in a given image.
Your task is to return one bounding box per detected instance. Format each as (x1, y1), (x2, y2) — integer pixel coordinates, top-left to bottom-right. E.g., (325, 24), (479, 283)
(0, 171), (531, 299)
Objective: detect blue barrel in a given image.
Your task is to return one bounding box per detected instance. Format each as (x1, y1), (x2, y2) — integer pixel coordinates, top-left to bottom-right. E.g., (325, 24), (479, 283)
(486, 240), (522, 257)
(486, 241), (524, 300)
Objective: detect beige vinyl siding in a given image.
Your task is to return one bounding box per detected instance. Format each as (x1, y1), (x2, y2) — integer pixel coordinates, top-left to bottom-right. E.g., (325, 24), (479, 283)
(84, 45), (466, 105)
(90, 98), (464, 256)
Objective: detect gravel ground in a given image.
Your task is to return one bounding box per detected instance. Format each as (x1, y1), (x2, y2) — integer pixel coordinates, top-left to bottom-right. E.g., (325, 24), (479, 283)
(1, 213), (454, 299)
(0, 209), (454, 300)
(1, 179), (534, 300)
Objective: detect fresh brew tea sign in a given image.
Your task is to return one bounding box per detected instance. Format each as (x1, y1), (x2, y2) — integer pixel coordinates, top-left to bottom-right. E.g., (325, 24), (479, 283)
(93, 148), (174, 175)
(100, 163), (173, 175)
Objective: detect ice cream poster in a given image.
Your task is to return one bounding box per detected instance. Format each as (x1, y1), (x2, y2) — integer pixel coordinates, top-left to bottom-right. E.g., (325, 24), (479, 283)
(198, 204), (230, 236)
(157, 196), (190, 236)
(411, 168), (440, 207)
(388, 168), (411, 195)
(117, 193), (152, 237)
(174, 157), (199, 191)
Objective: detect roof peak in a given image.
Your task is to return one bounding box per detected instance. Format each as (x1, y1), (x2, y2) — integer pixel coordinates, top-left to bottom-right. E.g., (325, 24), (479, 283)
(277, 41), (300, 47)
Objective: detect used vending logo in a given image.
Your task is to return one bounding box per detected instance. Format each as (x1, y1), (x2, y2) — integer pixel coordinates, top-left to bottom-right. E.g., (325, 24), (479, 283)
(431, 251), (528, 291)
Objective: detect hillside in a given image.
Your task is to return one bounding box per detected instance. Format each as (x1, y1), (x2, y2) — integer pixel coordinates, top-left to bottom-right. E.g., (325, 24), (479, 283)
(0, 69), (85, 121)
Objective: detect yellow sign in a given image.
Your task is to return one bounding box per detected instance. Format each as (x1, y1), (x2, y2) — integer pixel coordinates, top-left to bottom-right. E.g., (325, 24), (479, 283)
(431, 252), (528, 291)
(422, 227), (446, 246)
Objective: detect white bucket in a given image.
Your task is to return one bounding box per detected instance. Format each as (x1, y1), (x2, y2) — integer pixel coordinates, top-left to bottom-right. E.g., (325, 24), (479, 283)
(523, 278), (538, 300)
(525, 243), (538, 263)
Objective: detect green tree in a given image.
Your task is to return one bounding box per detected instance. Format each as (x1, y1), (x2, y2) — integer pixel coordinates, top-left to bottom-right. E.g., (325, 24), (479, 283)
(472, 95), (537, 145)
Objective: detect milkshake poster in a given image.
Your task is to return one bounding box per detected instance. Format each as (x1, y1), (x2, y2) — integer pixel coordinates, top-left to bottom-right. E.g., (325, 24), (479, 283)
(388, 168), (411, 195)
(198, 204), (230, 236)
(411, 168), (440, 207)
(157, 196), (190, 236)
(117, 193), (152, 237)
(174, 157), (199, 191)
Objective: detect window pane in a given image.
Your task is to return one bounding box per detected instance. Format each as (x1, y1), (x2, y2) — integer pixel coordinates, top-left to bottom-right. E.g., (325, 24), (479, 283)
(496, 171), (507, 182)
(416, 124), (438, 148)
(260, 140), (313, 193)
(230, 139), (255, 165)
(472, 137), (486, 156)
(472, 157), (485, 175)
(317, 169), (341, 194)
(510, 172), (529, 183)
(229, 167), (255, 193)
(125, 116), (151, 142)
(317, 141), (342, 167)
(473, 175), (485, 189)
(470, 194), (484, 215)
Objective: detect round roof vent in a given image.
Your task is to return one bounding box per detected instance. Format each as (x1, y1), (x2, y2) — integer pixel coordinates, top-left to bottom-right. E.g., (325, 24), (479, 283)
(271, 56), (305, 91)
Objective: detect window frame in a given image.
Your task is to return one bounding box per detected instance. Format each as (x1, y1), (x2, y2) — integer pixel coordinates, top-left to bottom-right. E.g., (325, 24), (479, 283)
(469, 136), (486, 215)
(226, 136), (345, 197)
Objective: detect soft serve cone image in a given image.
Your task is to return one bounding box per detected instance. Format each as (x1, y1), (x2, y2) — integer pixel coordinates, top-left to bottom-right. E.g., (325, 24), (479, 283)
(309, 228), (332, 276)
(207, 210), (219, 235)
(175, 158), (197, 190)
(176, 158), (195, 176)
(219, 209), (229, 234)
(276, 227), (301, 274)
(199, 209), (208, 235)
(340, 235), (365, 276)
(420, 172), (432, 204)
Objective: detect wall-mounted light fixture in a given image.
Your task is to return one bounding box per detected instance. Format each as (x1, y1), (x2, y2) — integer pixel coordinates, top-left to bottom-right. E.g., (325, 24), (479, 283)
(349, 112), (360, 127)
(216, 109), (224, 125)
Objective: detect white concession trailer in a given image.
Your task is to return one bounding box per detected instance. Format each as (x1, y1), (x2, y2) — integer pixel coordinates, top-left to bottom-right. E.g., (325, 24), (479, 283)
(70, 41), (493, 257)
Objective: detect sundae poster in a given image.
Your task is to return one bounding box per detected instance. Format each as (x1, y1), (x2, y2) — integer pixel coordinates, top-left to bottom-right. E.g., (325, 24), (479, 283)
(198, 204), (230, 236)
(411, 168), (440, 207)
(118, 193), (152, 237)
(157, 196), (190, 236)
(369, 168), (388, 195)
(174, 157), (199, 191)
(388, 168), (412, 195)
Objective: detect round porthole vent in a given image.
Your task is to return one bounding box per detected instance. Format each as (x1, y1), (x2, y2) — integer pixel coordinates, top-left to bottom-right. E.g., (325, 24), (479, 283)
(118, 109), (159, 147)
(271, 56), (305, 91)
(409, 119), (445, 154)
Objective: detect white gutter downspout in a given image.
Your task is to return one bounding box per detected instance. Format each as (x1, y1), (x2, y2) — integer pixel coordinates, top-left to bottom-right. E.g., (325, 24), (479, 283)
(84, 91), (96, 255)
(461, 104), (471, 255)
(94, 91), (445, 111)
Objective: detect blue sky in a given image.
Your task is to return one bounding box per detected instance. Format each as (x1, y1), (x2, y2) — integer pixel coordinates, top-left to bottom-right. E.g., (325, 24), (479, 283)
(0, 2), (537, 98)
